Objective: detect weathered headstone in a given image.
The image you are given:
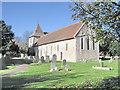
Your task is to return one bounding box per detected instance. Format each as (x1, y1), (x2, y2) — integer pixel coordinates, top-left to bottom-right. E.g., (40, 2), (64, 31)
(46, 56), (50, 63)
(0, 53), (2, 59)
(83, 59), (87, 63)
(65, 64), (71, 71)
(52, 54), (57, 63)
(61, 59), (66, 67)
(35, 56), (39, 61)
(99, 59), (102, 63)
(109, 57), (113, 63)
(50, 62), (58, 72)
(50, 54), (58, 72)
(21, 53), (24, 58)
(100, 61), (104, 67)
(41, 56), (45, 63)
(0, 57), (7, 70)
(30, 56), (33, 60)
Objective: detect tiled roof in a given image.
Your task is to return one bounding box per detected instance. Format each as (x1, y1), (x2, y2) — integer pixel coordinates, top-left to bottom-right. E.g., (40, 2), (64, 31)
(30, 24), (44, 37)
(37, 22), (84, 45)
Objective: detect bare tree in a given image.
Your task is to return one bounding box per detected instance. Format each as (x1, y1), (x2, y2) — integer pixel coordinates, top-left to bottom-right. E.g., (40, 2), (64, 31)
(23, 30), (32, 45)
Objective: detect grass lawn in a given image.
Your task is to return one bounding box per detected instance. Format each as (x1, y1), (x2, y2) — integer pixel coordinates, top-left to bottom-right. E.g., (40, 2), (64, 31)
(0, 66), (15, 73)
(2, 60), (119, 88)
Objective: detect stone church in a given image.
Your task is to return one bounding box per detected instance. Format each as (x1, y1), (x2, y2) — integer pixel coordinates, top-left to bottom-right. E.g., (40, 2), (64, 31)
(29, 22), (99, 62)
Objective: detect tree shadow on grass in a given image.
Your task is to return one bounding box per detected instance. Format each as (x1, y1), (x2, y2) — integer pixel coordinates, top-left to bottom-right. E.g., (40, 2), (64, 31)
(2, 72), (85, 89)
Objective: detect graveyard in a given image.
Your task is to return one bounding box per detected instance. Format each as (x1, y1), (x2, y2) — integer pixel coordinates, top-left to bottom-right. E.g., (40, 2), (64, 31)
(2, 59), (119, 88)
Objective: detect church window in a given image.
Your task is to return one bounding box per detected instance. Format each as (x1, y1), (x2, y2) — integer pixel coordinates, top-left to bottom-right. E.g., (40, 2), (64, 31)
(51, 46), (52, 54)
(81, 38), (83, 49)
(57, 45), (59, 51)
(66, 43), (68, 51)
(93, 40), (95, 50)
(87, 38), (89, 50)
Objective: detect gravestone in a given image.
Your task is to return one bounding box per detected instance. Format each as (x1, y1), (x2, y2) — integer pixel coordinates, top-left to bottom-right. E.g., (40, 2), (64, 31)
(65, 64), (71, 71)
(100, 61), (104, 67)
(21, 53), (24, 58)
(50, 62), (58, 72)
(61, 59), (66, 67)
(50, 54), (58, 72)
(35, 56), (39, 61)
(109, 57), (113, 63)
(34, 56), (39, 63)
(0, 53), (2, 59)
(84, 59), (87, 63)
(99, 59), (102, 63)
(46, 56), (50, 63)
(30, 56), (33, 60)
(0, 57), (7, 70)
(41, 56), (45, 63)
(52, 54), (57, 63)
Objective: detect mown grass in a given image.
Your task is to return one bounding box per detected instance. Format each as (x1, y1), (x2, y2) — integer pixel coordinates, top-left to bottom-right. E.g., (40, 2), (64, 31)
(2, 60), (119, 88)
(0, 66), (15, 73)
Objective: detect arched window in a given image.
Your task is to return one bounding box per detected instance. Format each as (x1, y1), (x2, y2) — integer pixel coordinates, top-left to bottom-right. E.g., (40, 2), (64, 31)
(87, 38), (89, 50)
(66, 43), (68, 51)
(81, 38), (83, 49)
(93, 40), (95, 50)
(57, 45), (59, 51)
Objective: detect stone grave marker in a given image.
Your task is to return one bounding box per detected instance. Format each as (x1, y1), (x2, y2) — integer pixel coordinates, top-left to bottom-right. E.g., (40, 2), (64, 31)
(34, 56), (39, 63)
(20, 53), (24, 59)
(46, 56), (50, 63)
(100, 61), (104, 67)
(99, 59), (102, 63)
(61, 59), (66, 67)
(65, 64), (71, 71)
(41, 56), (45, 63)
(52, 54), (57, 63)
(109, 57), (113, 63)
(30, 56), (33, 60)
(50, 62), (58, 72)
(83, 59), (87, 63)
(0, 53), (2, 59)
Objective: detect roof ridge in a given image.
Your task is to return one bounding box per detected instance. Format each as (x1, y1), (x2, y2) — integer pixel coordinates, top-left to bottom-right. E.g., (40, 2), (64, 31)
(41, 22), (82, 37)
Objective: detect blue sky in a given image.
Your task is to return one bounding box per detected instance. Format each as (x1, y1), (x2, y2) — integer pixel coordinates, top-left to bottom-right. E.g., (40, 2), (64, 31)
(2, 2), (79, 37)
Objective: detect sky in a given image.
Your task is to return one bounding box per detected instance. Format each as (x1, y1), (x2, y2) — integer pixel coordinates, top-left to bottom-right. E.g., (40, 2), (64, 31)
(2, 2), (79, 37)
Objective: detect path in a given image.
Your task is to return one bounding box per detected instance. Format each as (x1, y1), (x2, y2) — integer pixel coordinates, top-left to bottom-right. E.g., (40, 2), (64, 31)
(0, 64), (29, 77)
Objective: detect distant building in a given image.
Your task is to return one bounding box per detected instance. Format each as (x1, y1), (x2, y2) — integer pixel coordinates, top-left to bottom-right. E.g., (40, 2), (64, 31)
(29, 22), (99, 62)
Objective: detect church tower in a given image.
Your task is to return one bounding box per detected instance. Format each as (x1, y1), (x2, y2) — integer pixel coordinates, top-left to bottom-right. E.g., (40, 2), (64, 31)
(29, 24), (44, 47)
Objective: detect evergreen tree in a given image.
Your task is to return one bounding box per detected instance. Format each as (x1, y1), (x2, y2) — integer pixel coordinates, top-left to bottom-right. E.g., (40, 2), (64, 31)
(0, 20), (19, 55)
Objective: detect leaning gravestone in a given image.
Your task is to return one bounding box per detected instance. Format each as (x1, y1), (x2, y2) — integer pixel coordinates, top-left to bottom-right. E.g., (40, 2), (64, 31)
(46, 56), (50, 63)
(41, 56), (45, 63)
(61, 59), (66, 67)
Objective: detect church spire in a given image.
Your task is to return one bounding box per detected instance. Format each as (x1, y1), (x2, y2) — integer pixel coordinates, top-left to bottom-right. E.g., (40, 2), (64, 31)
(31, 24), (44, 37)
